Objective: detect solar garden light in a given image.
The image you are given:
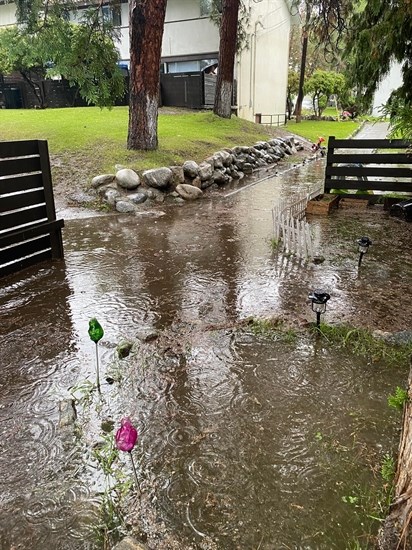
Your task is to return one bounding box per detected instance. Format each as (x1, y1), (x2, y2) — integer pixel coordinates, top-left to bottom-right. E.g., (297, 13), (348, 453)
(308, 289), (330, 328)
(357, 236), (372, 267)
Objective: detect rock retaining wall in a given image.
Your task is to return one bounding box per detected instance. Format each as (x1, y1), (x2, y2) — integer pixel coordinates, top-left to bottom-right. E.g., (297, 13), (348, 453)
(90, 136), (304, 214)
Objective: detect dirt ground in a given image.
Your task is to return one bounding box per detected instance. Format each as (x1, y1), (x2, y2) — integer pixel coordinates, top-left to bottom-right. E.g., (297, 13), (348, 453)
(49, 126), (314, 216)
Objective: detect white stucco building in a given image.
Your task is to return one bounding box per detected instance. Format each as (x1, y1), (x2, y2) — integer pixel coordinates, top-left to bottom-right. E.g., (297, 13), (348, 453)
(0, 0), (293, 122)
(371, 61), (403, 116)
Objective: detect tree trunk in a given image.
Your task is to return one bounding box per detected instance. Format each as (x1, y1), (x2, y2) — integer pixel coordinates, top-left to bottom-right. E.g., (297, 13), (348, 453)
(378, 359), (412, 549)
(294, 31), (308, 123)
(127, 0), (167, 150)
(213, 0), (239, 119)
(294, 6), (311, 123)
(21, 71), (46, 108)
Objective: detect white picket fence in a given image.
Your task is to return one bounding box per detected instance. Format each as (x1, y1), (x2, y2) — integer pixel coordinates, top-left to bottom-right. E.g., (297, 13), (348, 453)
(272, 183), (323, 261)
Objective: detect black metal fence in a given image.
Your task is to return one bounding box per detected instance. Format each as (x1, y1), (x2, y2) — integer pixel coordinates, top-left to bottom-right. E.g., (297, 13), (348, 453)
(160, 71), (236, 110)
(0, 140), (64, 277)
(325, 137), (412, 196)
(0, 73), (129, 109)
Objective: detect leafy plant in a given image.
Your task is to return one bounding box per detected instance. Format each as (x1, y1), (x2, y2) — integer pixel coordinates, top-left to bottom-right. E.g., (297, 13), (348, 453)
(388, 386), (408, 410)
(317, 323), (412, 367)
(269, 237), (280, 250)
(247, 318), (296, 343)
(92, 434), (132, 547)
(69, 379), (96, 408)
(342, 494), (359, 505)
(381, 453), (396, 482)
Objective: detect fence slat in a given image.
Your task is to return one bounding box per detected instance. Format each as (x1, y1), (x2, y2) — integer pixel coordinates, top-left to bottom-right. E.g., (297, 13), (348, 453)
(271, 182), (319, 261)
(0, 140), (64, 276)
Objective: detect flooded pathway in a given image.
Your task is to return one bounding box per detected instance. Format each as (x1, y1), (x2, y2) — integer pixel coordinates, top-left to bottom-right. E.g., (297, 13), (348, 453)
(0, 159), (411, 549)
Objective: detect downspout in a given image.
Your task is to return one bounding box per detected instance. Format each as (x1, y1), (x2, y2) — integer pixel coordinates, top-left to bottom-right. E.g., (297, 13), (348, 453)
(251, 18), (264, 114)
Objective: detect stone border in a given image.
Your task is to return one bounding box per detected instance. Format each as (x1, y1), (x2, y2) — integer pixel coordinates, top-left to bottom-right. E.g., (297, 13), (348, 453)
(90, 136), (305, 213)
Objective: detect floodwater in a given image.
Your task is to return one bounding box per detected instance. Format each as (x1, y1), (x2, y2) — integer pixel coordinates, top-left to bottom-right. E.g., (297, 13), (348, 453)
(0, 160), (411, 549)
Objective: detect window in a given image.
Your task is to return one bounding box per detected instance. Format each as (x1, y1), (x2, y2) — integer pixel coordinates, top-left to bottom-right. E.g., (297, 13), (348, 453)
(200, 0), (213, 16)
(166, 61), (201, 74)
(101, 5), (121, 26)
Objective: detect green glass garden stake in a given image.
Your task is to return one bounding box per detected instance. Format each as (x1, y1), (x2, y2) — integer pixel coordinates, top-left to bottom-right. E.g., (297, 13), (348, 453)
(88, 318), (104, 393)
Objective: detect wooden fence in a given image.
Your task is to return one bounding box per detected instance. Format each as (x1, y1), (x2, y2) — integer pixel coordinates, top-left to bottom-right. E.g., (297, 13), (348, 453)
(0, 140), (64, 277)
(325, 137), (412, 197)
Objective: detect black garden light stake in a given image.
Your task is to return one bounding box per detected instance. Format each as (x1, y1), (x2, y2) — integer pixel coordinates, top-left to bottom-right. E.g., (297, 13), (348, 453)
(308, 289), (331, 328)
(357, 236), (372, 268)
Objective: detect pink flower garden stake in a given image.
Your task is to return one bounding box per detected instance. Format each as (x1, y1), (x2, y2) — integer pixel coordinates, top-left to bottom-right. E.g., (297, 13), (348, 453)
(115, 417), (139, 489)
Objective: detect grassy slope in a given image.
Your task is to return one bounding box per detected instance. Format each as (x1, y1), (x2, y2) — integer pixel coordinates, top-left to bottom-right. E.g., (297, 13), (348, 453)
(0, 107), (271, 172)
(0, 106), (361, 183)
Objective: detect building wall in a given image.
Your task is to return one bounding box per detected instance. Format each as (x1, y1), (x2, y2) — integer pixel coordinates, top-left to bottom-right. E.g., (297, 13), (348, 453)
(372, 61), (403, 116)
(237, 0), (291, 122)
(99, 1), (220, 67)
(0, 0), (291, 122)
(0, 2), (15, 26)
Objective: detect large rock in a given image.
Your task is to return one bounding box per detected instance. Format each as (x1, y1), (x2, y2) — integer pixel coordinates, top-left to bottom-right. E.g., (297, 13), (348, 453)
(169, 165), (185, 188)
(116, 169), (140, 190)
(142, 167), (172, 189)
(91, 174), (115, 188)
(182, 160), (199, 179)
(115, 200), (135, 213)
(59, 399), (77, 429)
(232, 145), (250, 155)
(176, 184), (203, 200)
(198, 161), (213, 181)
(113, 537), (147, 550)
(242, 163), (254, 174)
(128, 192), (147, 204)
(104, 188), (122, 206)
(213, 169), (229, 184)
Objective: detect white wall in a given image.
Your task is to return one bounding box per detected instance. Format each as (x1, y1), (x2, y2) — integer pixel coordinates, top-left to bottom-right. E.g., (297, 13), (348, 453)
(237, 0), (291, 122)
(0, 3), (17, 26)
(162, 17), (219, 58)
(372, 61), (403, 116)
(117, 0), (220, 64)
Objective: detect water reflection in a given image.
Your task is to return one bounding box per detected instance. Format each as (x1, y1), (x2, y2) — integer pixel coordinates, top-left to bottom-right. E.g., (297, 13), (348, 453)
(0, 160), (411, 548)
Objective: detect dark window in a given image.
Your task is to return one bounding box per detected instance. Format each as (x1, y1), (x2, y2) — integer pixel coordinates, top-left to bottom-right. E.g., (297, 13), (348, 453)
(101, 5), (121, 26)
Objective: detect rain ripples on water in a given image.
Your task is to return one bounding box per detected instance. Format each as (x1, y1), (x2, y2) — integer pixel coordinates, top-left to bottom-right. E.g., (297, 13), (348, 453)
(0, 160), (411, 548)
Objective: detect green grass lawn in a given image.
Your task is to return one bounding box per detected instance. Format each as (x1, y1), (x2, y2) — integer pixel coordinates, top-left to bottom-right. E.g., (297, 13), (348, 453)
(0, 107), (272, 172)
(284, 118), (360, 145)
(0, 106), (362, 180)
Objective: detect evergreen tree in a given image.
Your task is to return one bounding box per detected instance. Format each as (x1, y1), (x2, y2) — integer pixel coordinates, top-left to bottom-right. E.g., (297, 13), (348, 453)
(346, 0), (412, 128)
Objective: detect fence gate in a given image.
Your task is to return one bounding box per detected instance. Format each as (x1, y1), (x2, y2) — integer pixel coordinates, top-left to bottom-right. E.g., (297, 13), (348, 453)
(325, 137), (412, 196)
(0, 140), (64, 277)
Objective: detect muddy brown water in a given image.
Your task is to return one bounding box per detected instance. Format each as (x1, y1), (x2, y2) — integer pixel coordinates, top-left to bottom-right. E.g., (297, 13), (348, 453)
(0, 160), (411, 549)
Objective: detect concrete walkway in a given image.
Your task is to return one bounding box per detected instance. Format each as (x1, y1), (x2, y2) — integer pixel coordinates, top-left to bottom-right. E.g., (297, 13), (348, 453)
(353, 121), (390, 140)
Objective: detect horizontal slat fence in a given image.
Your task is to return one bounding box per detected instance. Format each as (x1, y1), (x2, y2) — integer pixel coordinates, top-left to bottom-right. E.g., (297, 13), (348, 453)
(325, 137), (412, 196)
(0, 140), (64, 277)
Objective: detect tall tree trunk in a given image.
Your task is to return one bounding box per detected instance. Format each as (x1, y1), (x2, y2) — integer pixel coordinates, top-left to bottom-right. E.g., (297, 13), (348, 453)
(294, 7), (311, 123)
(127, 0), (167, 150)
(294, 31), (308, 123)
(213, 0), (239, 119)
